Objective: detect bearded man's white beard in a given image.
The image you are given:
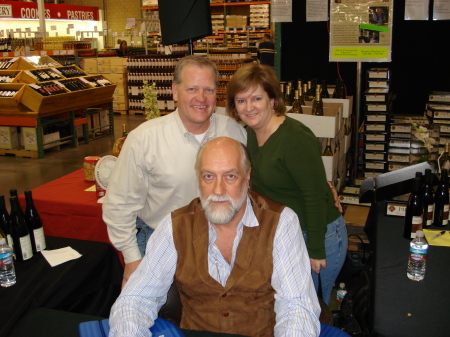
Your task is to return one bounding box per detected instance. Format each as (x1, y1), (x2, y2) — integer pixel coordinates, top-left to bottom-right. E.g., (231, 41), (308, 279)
(199, 189), (248, 225)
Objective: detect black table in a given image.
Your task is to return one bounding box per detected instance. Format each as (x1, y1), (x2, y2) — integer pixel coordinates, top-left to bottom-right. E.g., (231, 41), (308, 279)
(366, 201), (450, 337)
(1, 236), (123, 337)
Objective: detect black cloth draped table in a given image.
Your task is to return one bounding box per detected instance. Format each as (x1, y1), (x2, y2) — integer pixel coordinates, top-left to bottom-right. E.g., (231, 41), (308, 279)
(366, 201), (450, 337)
(0, 236), (123, 337)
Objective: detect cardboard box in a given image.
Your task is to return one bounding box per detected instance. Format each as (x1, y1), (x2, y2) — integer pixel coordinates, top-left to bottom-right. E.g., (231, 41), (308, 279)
(226, 15), (247, 28)
(81, 58), (98, 74)
(97, 65), (110, 74)
(109, 57), (127, 67)
(114, 85), (126, 96)
(97, 58), (110, 67)
(113, 94), (127, 104)
(22, 127), (60, 150)
(108, 73), (127, 84)
(113, 102), (129, 111)
(323, 96), (353, 118)
(321, 151), (338, 182)
(0, 126), (19, 149)
(109, 66), (126, 74)
(287, 104), (343, 138)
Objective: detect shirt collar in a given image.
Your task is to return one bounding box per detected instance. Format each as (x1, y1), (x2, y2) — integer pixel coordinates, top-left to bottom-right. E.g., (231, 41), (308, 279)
(172, 109), (217, 144)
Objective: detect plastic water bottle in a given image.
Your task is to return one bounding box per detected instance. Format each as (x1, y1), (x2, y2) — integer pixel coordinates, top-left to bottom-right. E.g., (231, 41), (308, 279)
(0, 238), (16, 287)
(336, 283), (347, 303)
(407, 230), (428, 281)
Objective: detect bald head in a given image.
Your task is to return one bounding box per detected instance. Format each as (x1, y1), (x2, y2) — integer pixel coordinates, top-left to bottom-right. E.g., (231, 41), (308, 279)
(195, 137), (251, 177)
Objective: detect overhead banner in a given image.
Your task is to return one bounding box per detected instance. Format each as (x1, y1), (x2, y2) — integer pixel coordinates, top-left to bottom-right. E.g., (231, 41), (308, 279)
(329, 0), (393, 62)
(0, 1), (99, 21)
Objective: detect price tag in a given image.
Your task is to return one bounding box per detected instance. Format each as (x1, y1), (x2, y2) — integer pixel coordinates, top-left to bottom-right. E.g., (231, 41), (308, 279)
(53, 50), (60, 55)
(40, 51), (47, 56)
(68, 50), (74, 55)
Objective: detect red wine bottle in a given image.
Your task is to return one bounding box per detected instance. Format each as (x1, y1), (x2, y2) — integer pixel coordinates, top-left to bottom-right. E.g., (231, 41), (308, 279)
(0, 195), (13, 248)
(421, 169), (435, 227)
(433, 169), (449, 227)
(24, 190), (46, 253)
(9, 196), (33, 262)
(404, 177), (423, 239)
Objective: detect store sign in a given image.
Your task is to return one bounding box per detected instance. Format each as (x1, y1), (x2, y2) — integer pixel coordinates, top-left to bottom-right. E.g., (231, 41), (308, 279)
(0, 1), (99, 21)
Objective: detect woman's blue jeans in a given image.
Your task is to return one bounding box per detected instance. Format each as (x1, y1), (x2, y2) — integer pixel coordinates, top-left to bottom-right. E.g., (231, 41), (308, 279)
(303, 215), (348, 305)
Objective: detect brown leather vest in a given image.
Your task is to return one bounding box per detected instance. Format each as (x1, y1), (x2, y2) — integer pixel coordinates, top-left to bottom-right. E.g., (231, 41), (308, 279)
(171, 191), (285, 337)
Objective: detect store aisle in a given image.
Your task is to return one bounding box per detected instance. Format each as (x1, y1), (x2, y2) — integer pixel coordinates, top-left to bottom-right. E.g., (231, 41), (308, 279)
(0, 114), (146, 209)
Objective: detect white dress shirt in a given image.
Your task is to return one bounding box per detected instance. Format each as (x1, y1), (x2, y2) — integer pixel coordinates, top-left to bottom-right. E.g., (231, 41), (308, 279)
(102, 109), (247, 263)
(109, 197), (321, 337)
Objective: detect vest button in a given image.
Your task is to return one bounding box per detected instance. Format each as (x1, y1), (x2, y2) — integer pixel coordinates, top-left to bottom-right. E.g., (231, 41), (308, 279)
(223, 312), (229, 317)
(221, 293), (227, 297)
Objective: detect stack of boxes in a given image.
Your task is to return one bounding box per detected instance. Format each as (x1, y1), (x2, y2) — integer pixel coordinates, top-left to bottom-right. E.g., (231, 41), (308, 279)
(426, 92), (450, 153)
(362, 68), (392, 179)
(81, 56), (129, 114)
(211, 14), (225, 32)
(286, 97), (352, 192)
(249, 4), (270, 30)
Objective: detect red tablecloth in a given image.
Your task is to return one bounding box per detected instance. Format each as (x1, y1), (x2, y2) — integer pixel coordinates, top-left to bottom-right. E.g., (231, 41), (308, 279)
(18, 169), (123, 265)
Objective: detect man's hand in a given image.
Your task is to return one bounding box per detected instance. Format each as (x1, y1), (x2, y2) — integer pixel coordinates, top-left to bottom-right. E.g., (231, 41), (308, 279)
(310, 258), (327, 274)
(122, 259), (142, 289)
(327, 181), (343, 213)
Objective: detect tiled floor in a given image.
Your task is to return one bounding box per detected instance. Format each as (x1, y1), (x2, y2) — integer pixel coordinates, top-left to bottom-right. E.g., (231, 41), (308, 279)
(0, 113), (146, 211)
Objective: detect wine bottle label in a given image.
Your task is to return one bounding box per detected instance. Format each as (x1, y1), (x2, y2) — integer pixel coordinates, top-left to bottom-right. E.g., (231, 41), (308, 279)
(412, 215), (422, 225)
(19, 234), (33, 260)
(443, 205), (449, 225)
(425, 204), (434, 226)
(33, 227), (46, 252)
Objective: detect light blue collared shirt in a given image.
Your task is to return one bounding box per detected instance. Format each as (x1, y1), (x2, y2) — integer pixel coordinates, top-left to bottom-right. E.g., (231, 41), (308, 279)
(109, 197), (321, 337)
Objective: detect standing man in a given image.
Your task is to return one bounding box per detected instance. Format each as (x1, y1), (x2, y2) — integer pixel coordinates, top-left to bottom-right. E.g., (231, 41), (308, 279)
(258, 33), (275, 67)
(109, 137), (321, 337)
(103, 56), (247, 287)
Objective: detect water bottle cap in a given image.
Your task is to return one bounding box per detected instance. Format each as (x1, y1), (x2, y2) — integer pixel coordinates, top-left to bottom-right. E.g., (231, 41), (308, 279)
(0, 238), (5, 244)
(416, 230), (424, 238)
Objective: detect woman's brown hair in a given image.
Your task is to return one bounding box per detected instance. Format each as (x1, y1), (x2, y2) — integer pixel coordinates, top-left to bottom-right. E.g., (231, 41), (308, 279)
(226, 63), (285, 122)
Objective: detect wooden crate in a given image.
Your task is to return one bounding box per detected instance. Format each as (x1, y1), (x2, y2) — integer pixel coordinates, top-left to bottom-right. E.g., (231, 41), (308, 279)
(20, 81), (116, 114)
(0, 83), (26, 111)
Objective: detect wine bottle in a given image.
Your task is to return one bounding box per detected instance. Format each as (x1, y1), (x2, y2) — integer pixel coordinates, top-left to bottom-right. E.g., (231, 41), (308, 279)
(287, 90), (303, 114)
(306, 81), (314, 101)
(283, 84), (292, 106)
(421, 169), (435, 227)
(312, 88), (324, 116)
(438, 143), (450, 174)
(433, 169), (449, 227)
(321, 80), (330, 99)
(323, 138), (333, 156)
(24, 190), (46, 253)
(9, 196), (33, 261)
(0, 195), (13, 248)
(404, 177), (423, 239)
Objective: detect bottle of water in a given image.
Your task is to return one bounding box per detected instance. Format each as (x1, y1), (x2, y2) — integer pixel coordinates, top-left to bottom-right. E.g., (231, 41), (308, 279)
(0, 238), (16, 287)
(407, 230), (428, 281)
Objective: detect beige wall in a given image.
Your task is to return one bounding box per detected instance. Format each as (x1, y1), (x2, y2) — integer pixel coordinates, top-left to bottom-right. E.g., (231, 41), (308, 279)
(64, 0), (142, 47)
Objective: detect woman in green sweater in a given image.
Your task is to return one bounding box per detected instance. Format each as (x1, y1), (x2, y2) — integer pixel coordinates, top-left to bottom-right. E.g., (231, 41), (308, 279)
(226, 63), (347, 305)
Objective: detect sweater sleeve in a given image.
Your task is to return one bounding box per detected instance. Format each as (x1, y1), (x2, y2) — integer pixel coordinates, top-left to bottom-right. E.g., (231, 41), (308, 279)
(282, 124), (332, 259)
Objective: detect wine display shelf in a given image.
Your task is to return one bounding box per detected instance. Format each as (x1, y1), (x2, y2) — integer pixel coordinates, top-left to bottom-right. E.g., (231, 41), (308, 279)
(0, 55), (115, 159)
